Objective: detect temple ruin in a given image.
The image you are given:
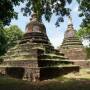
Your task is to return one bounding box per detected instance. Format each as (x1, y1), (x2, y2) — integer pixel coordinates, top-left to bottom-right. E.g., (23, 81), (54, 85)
(0, 14), (79, 81)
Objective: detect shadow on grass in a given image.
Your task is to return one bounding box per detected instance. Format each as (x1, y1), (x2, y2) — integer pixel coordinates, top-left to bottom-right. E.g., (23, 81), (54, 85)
(0, 76), (90, 90)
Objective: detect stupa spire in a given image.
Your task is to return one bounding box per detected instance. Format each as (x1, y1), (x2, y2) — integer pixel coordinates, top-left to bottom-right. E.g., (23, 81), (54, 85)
(26, 12), (46, 33)
(64, 15), (76, 38)
(68, 15), (73, 25)
(60, 15), (86, 61)
(67, 15), (74, 31)
(30, 13), (37, 21)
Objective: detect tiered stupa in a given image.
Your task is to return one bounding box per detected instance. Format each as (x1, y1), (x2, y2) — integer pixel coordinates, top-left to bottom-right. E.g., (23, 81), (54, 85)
(0, 14), (79, 81)
(60, 15), (87, 65)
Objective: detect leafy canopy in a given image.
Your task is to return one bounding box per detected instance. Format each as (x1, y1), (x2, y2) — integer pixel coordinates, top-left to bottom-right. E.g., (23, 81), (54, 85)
(0, 29), (7, 56)
(77, 0), (90, 28)
(0, 25), (23, 57)
(0, 0), (24, 26)
(0, 0), (90, 27)
(4, 25), (23, 49)
(76, 26), (90, 48)
(76, 26), (90, 41)
(21, 0), (72, 26)
(0, 0), (73, 27)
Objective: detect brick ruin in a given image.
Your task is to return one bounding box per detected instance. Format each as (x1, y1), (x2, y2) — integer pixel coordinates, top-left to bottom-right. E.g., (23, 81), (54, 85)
(59, 15), (90, 68)
(0, 14), (79, 81)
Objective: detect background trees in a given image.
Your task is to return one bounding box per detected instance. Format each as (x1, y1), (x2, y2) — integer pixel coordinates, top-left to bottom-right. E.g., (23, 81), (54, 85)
(76, 27), (90, 42)
(21, 0), (90, 27)
(76, 27), (90, 59)
(77, 0), (90, 28)
(4, 25), (23, 49)
(0, 0), (24, 26)
(21, 0), (72, 26)
(0, 25), (23, 57)
(76, 0), (90, 59)
(0, 0), (73, 27)
(0, 0), (90, 58)
(0, 29), (7, 56)
(0, 0), (90, 27)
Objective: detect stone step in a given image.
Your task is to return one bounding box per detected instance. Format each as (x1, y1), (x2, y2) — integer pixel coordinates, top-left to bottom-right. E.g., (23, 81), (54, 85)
(38, 54), (66, 60)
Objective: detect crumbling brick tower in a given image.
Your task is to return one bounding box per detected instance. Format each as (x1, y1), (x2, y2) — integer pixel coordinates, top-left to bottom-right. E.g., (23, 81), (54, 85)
(0, 14), (79, 81)
(60, 15), (87, 67)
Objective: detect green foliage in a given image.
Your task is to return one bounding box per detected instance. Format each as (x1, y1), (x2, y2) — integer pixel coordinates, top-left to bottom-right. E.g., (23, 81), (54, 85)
(77, 27), (90, 59)
(0, 29), (7, 56)
(76, 27), (90, 41)
(0, 25), (23, 57)
(0, 0), (89, 28)
(0, 0), (73, 27)
(77, 0), (90, 28)
(21, 0), (72, 26)
(21, 0), (90, 27)
(4, 25), (23, 49)
(0, 0), (24, 26)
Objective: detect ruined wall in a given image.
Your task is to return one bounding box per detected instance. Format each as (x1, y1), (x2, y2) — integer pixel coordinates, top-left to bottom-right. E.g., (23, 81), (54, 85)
(62, 48), (86, 60)
(40, 66), (79, 80)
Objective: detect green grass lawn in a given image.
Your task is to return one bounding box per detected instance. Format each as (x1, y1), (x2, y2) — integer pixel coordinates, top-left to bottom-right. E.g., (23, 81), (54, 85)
(0, 69), (90, 90)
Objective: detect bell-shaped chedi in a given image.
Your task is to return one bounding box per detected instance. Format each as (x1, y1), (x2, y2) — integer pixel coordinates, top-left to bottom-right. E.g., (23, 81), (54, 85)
(59, 15), (86, 61)
(26, 13), (46, 34)
(0, 13), (79, 81)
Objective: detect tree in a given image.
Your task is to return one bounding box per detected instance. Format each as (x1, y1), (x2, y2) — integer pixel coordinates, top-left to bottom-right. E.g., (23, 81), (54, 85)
(0, 25), (23, 57)
(0, 29), (7, 56)
(77, 0), (90, 28)
(0, 0), (73, 27)
(0, 0), (24, 26)
(4, 25), (23, 49)
(21, 0), (72, 26)
(76, 27), (90, 46)
(21, 0), (90, 27)
(76, 26), (90, 59)
(0, 0), (89, 27)
(3, 0), (88, 27)
(76, 26), (90, 41)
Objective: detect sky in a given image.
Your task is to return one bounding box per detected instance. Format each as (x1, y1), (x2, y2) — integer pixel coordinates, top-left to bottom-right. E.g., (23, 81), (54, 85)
(10, 0), (89, 48)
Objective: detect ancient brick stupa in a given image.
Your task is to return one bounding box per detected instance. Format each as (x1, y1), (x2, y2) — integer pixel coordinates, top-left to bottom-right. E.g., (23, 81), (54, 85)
(0, 14), (79, 81)
(60, 15), (86, 62)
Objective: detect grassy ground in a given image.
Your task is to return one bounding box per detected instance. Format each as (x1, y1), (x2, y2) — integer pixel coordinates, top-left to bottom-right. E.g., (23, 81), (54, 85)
(0, 69), (90, 90)
(63, 68), (90, 79)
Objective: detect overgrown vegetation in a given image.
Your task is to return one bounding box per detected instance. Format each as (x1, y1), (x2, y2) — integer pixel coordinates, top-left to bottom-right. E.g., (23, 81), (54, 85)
(0, 29), (7, 56)
(0, 25), (23, 57)
(76, 26), (90, 59)
(76, 26), (90, 42)
(4, 25), (23, 49)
